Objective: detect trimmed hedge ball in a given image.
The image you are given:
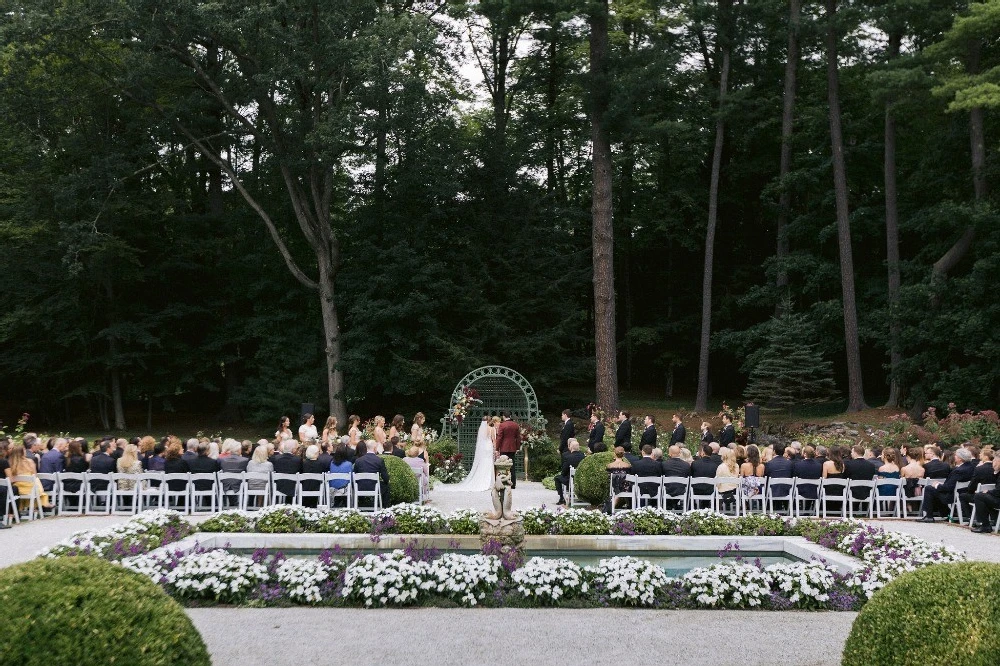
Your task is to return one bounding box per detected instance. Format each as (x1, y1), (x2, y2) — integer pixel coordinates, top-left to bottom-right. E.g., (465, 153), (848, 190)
(573, 451), (616, 506)
(0, 556), (210, 666)
(842, 562), (1000, 666)
(382, 453), (419, 504)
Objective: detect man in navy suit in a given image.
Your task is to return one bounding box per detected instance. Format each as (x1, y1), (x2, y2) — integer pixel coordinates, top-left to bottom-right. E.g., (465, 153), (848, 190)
(587, 412), (606, 453)
(615, 411), (632, 450)
(639, 415), (657, 449)
(559, 410), (574, 454)
(669, 415), (687, 447)
(923, 446), (951, 480)
(792, 445), (823, 499)
(353, 440), (390, 509)
(88, 441), (116, 491)
(661, 445), (691, 508)
(765, 442), (794, 502)
(719, 414), (736, 447)
(631, 445), (663, 507)
(919, 447), (977, 522)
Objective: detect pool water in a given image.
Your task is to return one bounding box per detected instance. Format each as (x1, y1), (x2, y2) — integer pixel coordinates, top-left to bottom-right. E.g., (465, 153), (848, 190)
(232, 548), (801, 577)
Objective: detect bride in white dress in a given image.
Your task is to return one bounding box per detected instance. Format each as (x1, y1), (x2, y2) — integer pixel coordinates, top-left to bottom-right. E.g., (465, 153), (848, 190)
(437, 416), (496, 492)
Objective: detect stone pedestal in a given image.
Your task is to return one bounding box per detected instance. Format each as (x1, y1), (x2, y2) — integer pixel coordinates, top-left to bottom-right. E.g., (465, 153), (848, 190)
(479, 517), (525, 549)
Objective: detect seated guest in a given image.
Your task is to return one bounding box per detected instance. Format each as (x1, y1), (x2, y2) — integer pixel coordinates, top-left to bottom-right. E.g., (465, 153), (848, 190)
(631, 444), (663, 507)
(116, 443), (143, 496)
(163, 442), (190, 495)
(793, 445), (823, 499)
(765, 442), (794, 500)
(62, 439), (89, 502)
(708, 442), (722, 465)
(137, 436), (157, 469)
(246, 445), (274, 505)
(716, 447), (739, 507)
(300, 445), (326, 508)
(691, 443), (719, 498)
(316, 442), (335, 469)
(923, 445), (950, 480)
(88, 441), (117, 493)
(844, 445), (879, 499)
(661, 444), (692, 498)
(651, 447), (664, 461)
(403, 446), (429, 500)
(959, 447), (995, 521)
(328, 444), (354, 507)
(679, 448), (693, 464)
(188, 442), (221, 496)
(606, 447), (632, 511)
(0, 440), (9, 528)
(876, 447), (902, 496)
(39, 437), (67, 491)
(182, 439), (199, 463)
(219, 440), (250, 506)
(4, 443), (51, 509)
(734, 445), (746, 468)
(787, 441), (803, 460)
(383, 436), (405, 459)
(815, 445), (829, 468)
(971, 454), (1000, 532)
(271, 441), (302, 503)
(555, 439), (585, 506)
(919, 447), (977, 522)
(354, 440), (390, 509)
(901, 446), (925, 498)
(740, 444), (766, 501)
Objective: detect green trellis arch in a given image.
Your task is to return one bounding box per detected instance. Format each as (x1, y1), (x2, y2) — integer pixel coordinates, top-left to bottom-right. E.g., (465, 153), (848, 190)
(441, 366), (544, 476)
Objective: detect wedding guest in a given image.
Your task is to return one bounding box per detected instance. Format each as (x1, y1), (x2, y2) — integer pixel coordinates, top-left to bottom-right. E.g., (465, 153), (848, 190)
(555, 439), (585, 506)
(761, 446), (774, 464)
(112, 438), (127, 460)
(764, 442), (794, 501)
(23, 435), (41, 470)
(844, 445), (879, 499)
(246, 445), (274, 504)
(189, 442), (221, 498)
(651, 447), (664, 461)
(39, 438), (67, 491)
(918, 447), (976, 522)
(182, 439), (199, 463)
(136, 436), (156, 469)
(388, 415), (405, 443)
(220, 440), (249, 505)
(625, 445), (659, 507)
(691, 443), (718, 497)
(373, 416), (388, 452)
(316, 442), (334, 469)
(708, 442), (722, 465)
(272, 441), (302, 502)
(639, 415), (657, 450)
(615, 411), (632, 450)
(5, 443), (51, 509)
(88, 441), (117, 494)
(740, 444), (765, 501)
(787, 441), (803, 460)
(559, 410), (574, 454)
(163, 442), (189, 493)
(700, 421), (715, 444)
(321, 416), (339, 446)
(207, 440), (220, 460)
(734, 444), (747, 468)
(876, 448), (902, 496)
(923, 446), (950, 480)
(971, 454), (1000, 533)
(403, 446), (429, 500)
(347, 415), (362, 448)
(716, 447), (739, 506)
(300, 445), (326, 508)
(958, 447), (995, 520)
(411, 413), (429, 462)
(793, 446), (823, 499)
(328, 445), (353, 507)
(679, 448), (693, 464)
(662, 445), (691, 509)
(299, 414), (319, 445)
(719, 414), (736, 447)
(606, 447), (632, 511)
(587, 412), (605, 453)
(116, 444), (143, 501)
(355, 440), (390, 509)
(276, 416), (294, 444)
(815, 445), (829, 468)
(669, 414), (687, 446)
(384, 436), (405, 458)
(0, 440), (9, 528)
(901, 445), (925, 498)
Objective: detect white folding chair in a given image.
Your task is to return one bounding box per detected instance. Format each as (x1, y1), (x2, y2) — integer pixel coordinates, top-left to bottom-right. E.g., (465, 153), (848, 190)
(740, 476), (767, 515)
(36, 473), (60, 516)
(271, 473), (300, 505)
(217, 472), (245, 510)
(84, 473), (113, 515)
(631, 475), (661, 510)
(660, 476), (689, 513)
(326, 472), (352, 509)
(2, 477), (21, 525)
(949, 481), (971, 524)
(110, 473), (140, 515)
(792, 478), (822, 518)
(189, 473), (218, 514)
(297, 473), (327, 508)
(609, 474), (634, 514)
(765, 477), (796, 516)
(56, 472), (87, 515)
(352, 472), (383, 513)
(162, 473), (191, 513)
(243, 472), (271, 510)
(819, 478), (849, 519)
(568, 466), (588, 507)
(11, 476), (44, 520)
(874, 477), (906, 518)
(137, 472), (165, 511)
(688, 477), (717, 511)
(847, 479), (876, 519)
(967, 484), (995, 530)
(713, 477), (741, 516)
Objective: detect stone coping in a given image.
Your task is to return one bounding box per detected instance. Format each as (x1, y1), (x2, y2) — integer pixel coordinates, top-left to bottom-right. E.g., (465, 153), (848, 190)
(156, 532), (861, 574)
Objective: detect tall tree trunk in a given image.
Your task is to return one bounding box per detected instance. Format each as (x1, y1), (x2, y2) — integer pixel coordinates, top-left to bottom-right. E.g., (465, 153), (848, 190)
(825, 0), (868, 412)
(883, 30), (904, 408)
(546, 18), (559, 196)
(589, 0), (618, 411)
(109, 363), (126, 431)
(317, 257), (347, 425)
(695, 0), (732, 414)
(775, 0), (800, 306)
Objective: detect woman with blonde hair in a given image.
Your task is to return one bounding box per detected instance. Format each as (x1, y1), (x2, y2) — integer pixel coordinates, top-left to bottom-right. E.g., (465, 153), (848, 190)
(321, 416), (339, 445)
(116, 443), (143, 494)
(411, 412), (428, 463)
(716, 447), (739, 506)
(5, 443), (51, 509)
(246, 445), (274, 506)
(373, 416), (387, 452)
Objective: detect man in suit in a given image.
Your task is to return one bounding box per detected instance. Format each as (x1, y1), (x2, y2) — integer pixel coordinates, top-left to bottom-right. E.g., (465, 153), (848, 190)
(971, 454), (1000, 533)
(559, 410), (574, 455)
(700, 422), (715, 445)
(182, 439), (199, 463)
(765, 442), (794, 504)
(554, 439), (585, 506)
(639, 415), (657, 450)
(787, 441), (803, 460)
(844, 444), (880, 499)
(271, 440), (303, 503)
(23, 434), (42, 471)
(494, 411), (522, 489)
(587, 413), (606, 453)
(39, 438), (67, 492)
(661, 445), (691, 509)
(188, 442), (221, 496)
(630, 445), (663, 507)
(353, 440), (390, 509)
(958, 447), (994, 520)
(669, 414), (687, 447)
(919, 447), (977, 522)
(923, 446), (951, 480)
(615, 411), (632, 451)
(691, 443), (719, 497)
(219, 440), (249, 506)
(792, 445), (823, 500)
(719, 414), (736, 447)
(815, 445), (829, 469)
(88, 441), (116, 492)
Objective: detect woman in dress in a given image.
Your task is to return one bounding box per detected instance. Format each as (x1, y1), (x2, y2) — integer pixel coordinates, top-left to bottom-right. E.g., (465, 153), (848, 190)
(411, 412), (428, 463)
(821, 446), (848, 514)
(716, 447), (739, 508)
(901, 446), (925, 498)
(299, 413), (319, 445)
(404, 446), (430, 499)
(606, 447), (632, 511)
(347, 415), (362, 448)
(5, 443), (51, 508)
(876, 447), (902, 496)
(388, 415), (405, 443)
(438, 416), (497, 493)
(739, 444), (765, 500)
(246, 445), (274, 507)
(373, 416), (388, 453)
(321, 416), (339, 446)
(275, 417), (294, 443)
(116, 444), (143, 500)
(328, 444), (353, 507)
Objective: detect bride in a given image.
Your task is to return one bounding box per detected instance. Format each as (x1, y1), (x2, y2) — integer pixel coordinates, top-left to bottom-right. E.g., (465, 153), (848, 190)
(438, 415), (496, 492)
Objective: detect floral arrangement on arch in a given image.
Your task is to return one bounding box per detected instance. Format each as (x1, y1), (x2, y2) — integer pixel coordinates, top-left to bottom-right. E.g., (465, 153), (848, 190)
(520, 418), (552, 452)
(449, 387), (482, 424)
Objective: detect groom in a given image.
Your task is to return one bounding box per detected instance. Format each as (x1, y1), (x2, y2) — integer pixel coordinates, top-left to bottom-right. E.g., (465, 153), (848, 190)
(494, 411), (522, 489)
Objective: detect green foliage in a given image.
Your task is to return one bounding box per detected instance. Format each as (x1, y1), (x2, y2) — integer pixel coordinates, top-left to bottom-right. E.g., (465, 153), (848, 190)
(383, 454), (419, 505)
(200, 512), (255, 533)
(0, 557), (210, 666)
(541, 475), (557, 490)
(522, 507), (559, 535)
(843, 563), (1000, 666)
(255, 508), (304, 533)
(527, 439), (561, 481)
(572, 451), (616, 506)
(316, 511), (372, 534)
(427, 437), (458, 466)
(445, 509), (481, 535)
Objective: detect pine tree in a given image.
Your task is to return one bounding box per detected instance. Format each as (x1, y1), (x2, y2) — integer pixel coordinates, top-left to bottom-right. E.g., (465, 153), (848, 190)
(744, 310), (839, 409)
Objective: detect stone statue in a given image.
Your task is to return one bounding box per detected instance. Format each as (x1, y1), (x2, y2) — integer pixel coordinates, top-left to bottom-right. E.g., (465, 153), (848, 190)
(489, 467), (515, 521)
(480, 455), (524, 547)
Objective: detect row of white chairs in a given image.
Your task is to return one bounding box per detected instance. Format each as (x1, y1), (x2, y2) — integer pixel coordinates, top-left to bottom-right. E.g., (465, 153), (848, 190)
(2, 471), (388, 523)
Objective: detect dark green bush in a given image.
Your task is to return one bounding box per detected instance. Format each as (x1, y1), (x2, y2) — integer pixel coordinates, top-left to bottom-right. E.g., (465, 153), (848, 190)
(0, 557), (210, 666)
(383, 454), (419, 504)
(842, 562), (1000, 666)
(200, 511), (254, 533)
(573, 451), (616, 506)
(427, 437), (458, 472)
(526, 439), (561, 481)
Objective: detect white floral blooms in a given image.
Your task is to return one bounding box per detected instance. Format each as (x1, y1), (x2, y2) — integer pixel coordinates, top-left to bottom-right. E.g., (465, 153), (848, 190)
(554, 508), (612, 534)
(375, 504), (448, 533)
(274, 558), (339, 603)
(38, 509), (189, 559)
(341, 550), (429, 607)
(422, 554), (502, 606)
(512, 557), (587, 604)
(163, 549), (269, 602)
(682, 562), (772, 608)
(584, 556), (673, 606)
(445, 508), (482, 534)
(765, 561), (837, 607)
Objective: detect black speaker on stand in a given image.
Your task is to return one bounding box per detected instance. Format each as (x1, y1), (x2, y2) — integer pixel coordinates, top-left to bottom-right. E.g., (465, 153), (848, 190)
(745, 404), (760, 443)
(300, 402), (315, 424)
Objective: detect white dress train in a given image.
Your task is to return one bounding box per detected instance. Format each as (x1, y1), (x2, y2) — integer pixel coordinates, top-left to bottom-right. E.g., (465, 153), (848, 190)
(437, 420), (495, 492)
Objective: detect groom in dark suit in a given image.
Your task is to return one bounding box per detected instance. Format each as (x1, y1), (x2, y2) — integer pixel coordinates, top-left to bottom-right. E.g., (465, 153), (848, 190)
(495, 411), (522, 489)
(615, 411), (632, 450)
(559, 410), (574, 454)
(587, 412), (606, 453)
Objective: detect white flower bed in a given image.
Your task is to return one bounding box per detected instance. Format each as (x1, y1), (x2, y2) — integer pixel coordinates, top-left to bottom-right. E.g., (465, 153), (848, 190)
(766, 561), (837, 607)
(340, 551), (428, 607)
(423, 554), (502, 606)
(375, 504), (447, 533)
(512, 557), (587, 604)
(682, 562), (772, 608)
(585, 556), (673, 606)
(274, 558), (338, 604)
(38, 508), (186, 558)
(164, 549), (269, 603)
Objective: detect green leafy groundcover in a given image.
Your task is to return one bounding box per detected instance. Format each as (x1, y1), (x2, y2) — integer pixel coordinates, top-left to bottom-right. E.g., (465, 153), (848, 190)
(0, 556), (210, 666)
(842, 562), (1000, 666)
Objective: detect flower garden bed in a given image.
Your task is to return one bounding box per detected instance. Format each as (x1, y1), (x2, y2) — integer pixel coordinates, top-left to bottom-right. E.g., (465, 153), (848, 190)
(35, 507), (965, 611)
